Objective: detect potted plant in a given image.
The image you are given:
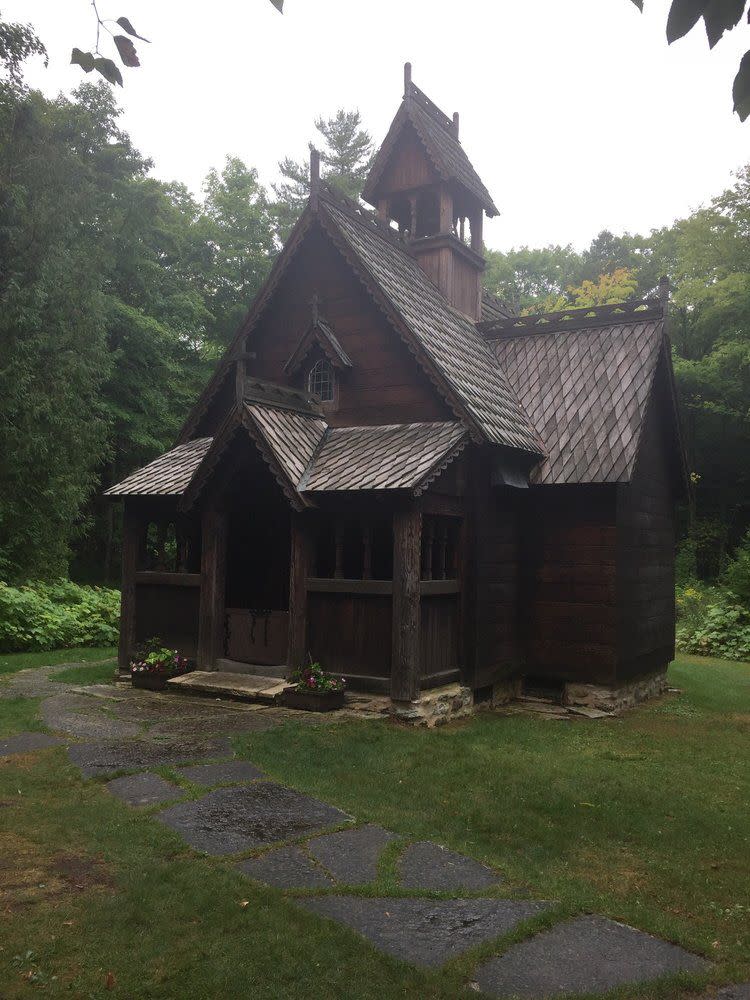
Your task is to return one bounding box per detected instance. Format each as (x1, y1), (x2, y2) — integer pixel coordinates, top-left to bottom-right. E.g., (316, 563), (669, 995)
(130, 639), (192, 691)
(282, 661), (346, 712)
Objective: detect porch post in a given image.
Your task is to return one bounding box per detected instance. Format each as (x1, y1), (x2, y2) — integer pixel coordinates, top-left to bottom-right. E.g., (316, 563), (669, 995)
(391, 509), (422, 701)
(197, 509), (227, 669)
(117, 502), (140, 677)
(288, 512), (311, 670)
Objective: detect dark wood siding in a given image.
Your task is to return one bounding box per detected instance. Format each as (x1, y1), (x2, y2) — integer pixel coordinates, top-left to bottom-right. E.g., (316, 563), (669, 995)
(615, 385), (676, 680)
(523, 485), (618, 685)
(465, 451), (523, 688)
(249, 226), (452, 427)
(135, 584), (200, 658)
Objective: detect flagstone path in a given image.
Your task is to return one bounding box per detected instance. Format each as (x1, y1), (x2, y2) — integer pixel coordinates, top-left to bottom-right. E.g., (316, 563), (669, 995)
(1, 661), (741, 997)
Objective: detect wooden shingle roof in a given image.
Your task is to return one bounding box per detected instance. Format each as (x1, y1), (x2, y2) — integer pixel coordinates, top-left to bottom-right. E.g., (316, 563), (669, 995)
(104, 438), (213, 497)
(300, 421), (468, 493)
(106, 402), (467, 501)
(362, 84), (498, 216)
(490, 312), (665, 485)
(319, 194), (542, 456)
(246, 402), (327, 487)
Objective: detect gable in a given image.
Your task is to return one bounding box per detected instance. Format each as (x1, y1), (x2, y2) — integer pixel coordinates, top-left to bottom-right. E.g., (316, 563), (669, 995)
(246, 222), (453, 428)
(376, 121), (437, 196)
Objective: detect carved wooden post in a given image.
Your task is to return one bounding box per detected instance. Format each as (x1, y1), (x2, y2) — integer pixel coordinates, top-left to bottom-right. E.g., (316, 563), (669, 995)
(197, 509), (227, 670)
(118, 503), (140, 676)
(288, 513), (311, 670)
(391, 509), (422, 701)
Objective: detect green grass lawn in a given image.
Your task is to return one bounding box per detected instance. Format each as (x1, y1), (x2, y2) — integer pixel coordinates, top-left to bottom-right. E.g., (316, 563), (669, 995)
(0, 654), (747, 999)
(0, 647), (116, 677)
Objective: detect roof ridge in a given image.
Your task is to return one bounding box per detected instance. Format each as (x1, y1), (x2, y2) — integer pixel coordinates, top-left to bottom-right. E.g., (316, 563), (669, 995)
(480, 299), (664, 338)
(318, 184), (414, 256)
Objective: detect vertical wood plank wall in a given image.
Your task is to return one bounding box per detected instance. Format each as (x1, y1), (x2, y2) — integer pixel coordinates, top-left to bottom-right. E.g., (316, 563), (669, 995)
(524, 486), (618, 685)
(465, 454), (522, 689)
(197, 510), (227, 668)
(616, 390), (676, 680)
(391, 509), (422, 700)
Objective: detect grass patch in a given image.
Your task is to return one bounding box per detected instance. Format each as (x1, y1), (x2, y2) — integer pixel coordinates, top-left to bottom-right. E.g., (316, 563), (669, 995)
(0, 652), (747, 998)
(0, 647), (116, 678)
(51, 659), (117, 686)
(0, 697), (41, 737)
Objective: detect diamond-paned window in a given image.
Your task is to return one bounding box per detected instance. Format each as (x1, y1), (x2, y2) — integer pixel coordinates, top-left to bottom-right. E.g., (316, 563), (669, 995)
(308, 358), (335, 402)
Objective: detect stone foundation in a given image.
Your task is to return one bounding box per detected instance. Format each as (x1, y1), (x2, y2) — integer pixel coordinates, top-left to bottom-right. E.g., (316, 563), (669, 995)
(390, 684), (474, 727)
(489, 676), (523, 708)
(564, 669), (668, 715)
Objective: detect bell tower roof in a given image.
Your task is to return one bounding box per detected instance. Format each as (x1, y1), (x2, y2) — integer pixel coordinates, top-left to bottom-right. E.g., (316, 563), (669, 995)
(362, 62), (498, 217)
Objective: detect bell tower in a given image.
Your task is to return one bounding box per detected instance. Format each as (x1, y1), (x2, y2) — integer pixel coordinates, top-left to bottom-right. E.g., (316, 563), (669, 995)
(362, 63), (498, 321)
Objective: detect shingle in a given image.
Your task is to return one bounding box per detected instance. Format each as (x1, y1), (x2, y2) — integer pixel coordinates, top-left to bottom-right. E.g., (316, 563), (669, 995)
(363, 92), (498, 216)
(104, 438), (213, 496)
(321, 196), (542, 456)
(492, 319), (664, 485)
(246, 403), (327, 486)
(302, 422), (468, 493)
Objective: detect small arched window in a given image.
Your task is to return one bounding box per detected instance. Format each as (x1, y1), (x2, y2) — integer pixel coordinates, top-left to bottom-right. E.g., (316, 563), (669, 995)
(308, 358), (335, 402)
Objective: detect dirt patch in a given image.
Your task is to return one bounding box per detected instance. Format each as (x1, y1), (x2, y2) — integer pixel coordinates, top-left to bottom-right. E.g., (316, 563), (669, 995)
(0, 833), (113, 914)
(573, 847), (649, 897)
(52, 854), (114, 893)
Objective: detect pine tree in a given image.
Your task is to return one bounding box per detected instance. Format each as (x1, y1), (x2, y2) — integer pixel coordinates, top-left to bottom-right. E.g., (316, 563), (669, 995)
(273, 109), (373, 240)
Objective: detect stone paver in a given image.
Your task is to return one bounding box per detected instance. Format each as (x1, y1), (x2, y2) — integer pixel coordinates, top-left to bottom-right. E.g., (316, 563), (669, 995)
(106, 772), (183, 806)
(177, 760), (264, 786)
(473, 915), (708, 998)
(67, 737), (232, 777)
(718, 987), (750, 1000)
(237, 846), (334, 888)
(297, 897), (549, 968)
(399, 840), (501, 891)
(307, 824), (396, 884)
(42, 693), (142, 740)
(156, 782), (351, 856)
(0, 731), (62, 756)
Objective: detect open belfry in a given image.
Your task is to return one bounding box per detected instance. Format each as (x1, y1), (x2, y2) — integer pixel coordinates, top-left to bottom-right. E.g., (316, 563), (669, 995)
(107, 64), (686, 719)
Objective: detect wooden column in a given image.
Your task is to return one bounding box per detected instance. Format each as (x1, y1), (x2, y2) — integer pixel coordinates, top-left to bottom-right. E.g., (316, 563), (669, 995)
(391, 509), (422, 702)
(288, 513), (311, 670)
(117, 503), (140, 676)
(197, 509), (227, 670)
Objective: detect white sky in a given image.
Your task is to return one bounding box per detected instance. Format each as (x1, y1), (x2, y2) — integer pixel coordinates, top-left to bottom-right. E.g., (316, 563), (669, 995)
(6, 0), (750, 251)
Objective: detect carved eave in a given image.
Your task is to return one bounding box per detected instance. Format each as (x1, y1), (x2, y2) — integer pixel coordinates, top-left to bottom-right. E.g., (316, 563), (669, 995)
(284, 318), (353, 377)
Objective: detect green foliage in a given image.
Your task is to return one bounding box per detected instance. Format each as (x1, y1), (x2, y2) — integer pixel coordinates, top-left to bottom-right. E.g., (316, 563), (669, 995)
(0, 12), (46, 84)
(675, 581), (750, 661)
(272, 108), (373, 240)
(723, 529), (750, 603)
(0, 581), (120, 653)
(290, 661), (346, 694)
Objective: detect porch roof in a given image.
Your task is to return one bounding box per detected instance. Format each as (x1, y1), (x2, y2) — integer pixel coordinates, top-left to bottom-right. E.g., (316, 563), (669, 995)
(300, 420), (468, 493)
(104, 437), (213, 497)
(106, 407), (468, 502)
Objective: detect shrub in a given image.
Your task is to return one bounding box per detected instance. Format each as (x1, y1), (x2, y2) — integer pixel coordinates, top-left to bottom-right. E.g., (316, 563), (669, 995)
(0, 580), (120, 653)
(676, 580), (750, 662)
(723, 530), (750, 605)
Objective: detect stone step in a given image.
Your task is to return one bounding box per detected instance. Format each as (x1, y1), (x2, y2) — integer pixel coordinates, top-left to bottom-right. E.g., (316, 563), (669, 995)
(215, 658), (287, 679)
(167, 671), (288, 704)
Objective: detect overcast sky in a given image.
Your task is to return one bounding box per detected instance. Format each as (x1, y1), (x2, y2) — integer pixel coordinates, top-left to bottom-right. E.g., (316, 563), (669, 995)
(7, 0), (750, 251)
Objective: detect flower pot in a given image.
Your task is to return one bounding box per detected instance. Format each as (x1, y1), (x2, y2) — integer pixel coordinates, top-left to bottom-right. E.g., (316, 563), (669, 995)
(281, 687), (345, 712)
(132, 672), (170, 691)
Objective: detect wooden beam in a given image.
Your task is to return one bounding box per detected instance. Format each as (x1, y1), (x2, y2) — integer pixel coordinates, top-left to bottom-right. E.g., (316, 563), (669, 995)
(197, 510), (227, 670)
(288, 513), (311, 670)
(391, 509), (422, 701)
(117, 504), (140, 676)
